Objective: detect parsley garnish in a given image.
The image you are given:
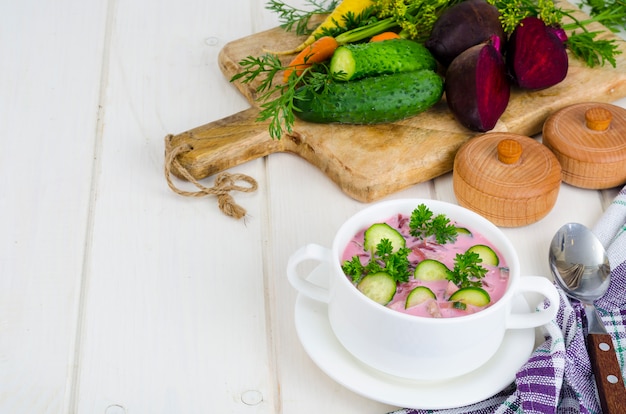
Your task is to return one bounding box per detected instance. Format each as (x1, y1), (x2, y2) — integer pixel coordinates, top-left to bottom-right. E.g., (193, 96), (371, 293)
(342, 256), (365, 283)
(408, 204), (458, 244)
(342, 238), (411, 284)
(447, 251), (488, 288)
(342, 204), (493, 293)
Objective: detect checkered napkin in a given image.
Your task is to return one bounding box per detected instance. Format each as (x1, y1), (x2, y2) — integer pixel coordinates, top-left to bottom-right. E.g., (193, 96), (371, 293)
(390, 185), (626, 414)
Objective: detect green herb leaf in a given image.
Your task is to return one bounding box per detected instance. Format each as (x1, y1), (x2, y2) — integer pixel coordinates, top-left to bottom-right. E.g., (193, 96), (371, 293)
(342, 256), (365, 283)
(336, 0), (464, 44)
(578, 0), (626, 33)
(447, 251), (488, 288)
(409, 204), (458, 244)
(567, 30), (621, 68)
(487, 0), (562, 33)
(230, 52), (332, 140)
(266, 0), (339, 36)
(343, 238), (411, 284)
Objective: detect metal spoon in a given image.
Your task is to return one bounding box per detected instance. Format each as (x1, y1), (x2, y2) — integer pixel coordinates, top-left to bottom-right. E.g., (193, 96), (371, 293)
(549, 223), (626, 413)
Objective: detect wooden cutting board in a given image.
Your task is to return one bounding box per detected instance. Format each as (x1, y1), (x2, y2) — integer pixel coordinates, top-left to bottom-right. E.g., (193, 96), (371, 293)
(165, 4), (626, 202)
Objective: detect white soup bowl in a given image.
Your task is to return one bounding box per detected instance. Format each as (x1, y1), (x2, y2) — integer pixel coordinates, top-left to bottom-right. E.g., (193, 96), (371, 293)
(287, 199), (559, 381)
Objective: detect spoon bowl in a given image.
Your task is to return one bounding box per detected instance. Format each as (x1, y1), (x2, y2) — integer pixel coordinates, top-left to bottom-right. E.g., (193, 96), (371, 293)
(549, 222), (611, 301)
(549, 222), (626, 414)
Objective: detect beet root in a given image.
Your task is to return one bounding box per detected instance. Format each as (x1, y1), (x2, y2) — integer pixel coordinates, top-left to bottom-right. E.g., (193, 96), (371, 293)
(445, 41), (510, 132)
(507, 16), (568, 90)
(425, 0), (505, 67)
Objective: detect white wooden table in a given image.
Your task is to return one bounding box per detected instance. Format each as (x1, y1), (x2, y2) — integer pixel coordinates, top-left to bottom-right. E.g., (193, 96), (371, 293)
(1, 1), (624, 413)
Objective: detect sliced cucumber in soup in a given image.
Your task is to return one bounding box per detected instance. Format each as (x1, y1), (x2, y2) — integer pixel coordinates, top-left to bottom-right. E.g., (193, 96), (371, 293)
(466, 244), (499, 266)
(414, 259), (450, 280)
(448, 287), (491, 307)
(405, 286), (436, 309)
(357, 272), (397, 305)
(456, 227), (472, 236)
(363, 223), (405, 252)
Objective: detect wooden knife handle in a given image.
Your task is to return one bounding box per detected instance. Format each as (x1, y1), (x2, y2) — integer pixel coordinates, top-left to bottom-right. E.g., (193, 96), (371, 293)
(165, 107), (284, 181)
(587, 333), (626, 414)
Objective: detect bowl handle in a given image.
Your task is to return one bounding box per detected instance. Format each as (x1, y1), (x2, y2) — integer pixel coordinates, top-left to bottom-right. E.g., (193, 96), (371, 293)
(506, 276), (560, 329)
(287, 244), (332, 303)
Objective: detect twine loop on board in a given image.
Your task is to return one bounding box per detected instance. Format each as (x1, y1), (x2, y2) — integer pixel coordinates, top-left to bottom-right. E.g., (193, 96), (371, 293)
(164, 134), (258, 220)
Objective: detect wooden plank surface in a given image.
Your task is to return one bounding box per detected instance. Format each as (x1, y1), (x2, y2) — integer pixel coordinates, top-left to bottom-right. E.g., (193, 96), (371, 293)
(1, 0), (623, 413)
(0, 1), (108, 412)
(72, 1), (279, 413)
(167, 2), (626, 202)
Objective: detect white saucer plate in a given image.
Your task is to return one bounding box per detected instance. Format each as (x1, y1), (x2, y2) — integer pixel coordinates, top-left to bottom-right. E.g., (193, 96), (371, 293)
(293, 264), (536, 410)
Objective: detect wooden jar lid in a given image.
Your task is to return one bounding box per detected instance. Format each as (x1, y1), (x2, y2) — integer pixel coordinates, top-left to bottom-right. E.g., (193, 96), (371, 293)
(542, 102), (626, 189)
(453, 132), (561, 227)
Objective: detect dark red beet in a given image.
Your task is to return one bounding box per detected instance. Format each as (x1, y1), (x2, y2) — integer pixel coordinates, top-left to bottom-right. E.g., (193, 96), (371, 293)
(445, 40), (510, 132)
(507, 16), (568, 90)
(425, 0), (505, 67)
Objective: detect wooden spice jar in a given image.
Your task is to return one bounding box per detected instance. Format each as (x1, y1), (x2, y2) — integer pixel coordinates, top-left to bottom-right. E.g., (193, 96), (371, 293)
(542, 102), (626, 189)
(453, 133), (562, 227)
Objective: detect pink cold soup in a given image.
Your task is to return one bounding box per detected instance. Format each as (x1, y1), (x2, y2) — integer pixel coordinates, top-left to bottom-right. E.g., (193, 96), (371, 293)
(341, 211), (509, 318)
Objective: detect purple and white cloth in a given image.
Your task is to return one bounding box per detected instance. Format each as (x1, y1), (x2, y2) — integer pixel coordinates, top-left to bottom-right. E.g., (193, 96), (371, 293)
(391, 186), (626, 414)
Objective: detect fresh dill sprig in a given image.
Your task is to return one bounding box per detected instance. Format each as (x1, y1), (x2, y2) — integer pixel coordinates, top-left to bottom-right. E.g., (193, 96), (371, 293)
(486, 0), (562, 33)
(265, 0), (339, 35)
(230, 53), (332, 139)
(376, 0), (463, 41)
(230, 53), (283, 93)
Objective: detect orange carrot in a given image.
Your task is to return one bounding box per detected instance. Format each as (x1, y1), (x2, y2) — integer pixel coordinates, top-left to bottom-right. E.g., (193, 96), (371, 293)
(282, 36), (340, 83)
(369, 32), (401, 42)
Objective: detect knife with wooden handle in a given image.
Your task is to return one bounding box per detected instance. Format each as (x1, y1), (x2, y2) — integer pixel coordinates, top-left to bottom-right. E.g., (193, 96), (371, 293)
(585, 304), (626, 414)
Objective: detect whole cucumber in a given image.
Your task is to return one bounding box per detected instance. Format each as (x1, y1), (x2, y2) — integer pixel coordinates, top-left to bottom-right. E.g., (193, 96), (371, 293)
(294, 70), (444, 125)
(330, 39), (438, 81)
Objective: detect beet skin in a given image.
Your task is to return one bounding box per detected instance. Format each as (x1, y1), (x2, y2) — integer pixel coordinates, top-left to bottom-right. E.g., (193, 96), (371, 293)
(507, 16), (569, 90)
(425, 0), (505, 67)
(445, 41), (510, 132)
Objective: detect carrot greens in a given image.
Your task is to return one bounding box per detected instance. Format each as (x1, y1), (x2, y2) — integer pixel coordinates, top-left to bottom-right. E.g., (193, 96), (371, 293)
(578, 0), (626, 32)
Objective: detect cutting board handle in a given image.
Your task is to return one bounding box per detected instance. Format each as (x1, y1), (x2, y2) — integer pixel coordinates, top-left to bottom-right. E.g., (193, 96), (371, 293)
(164, 107), (284, 219)
(165, 107), (284, 181)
